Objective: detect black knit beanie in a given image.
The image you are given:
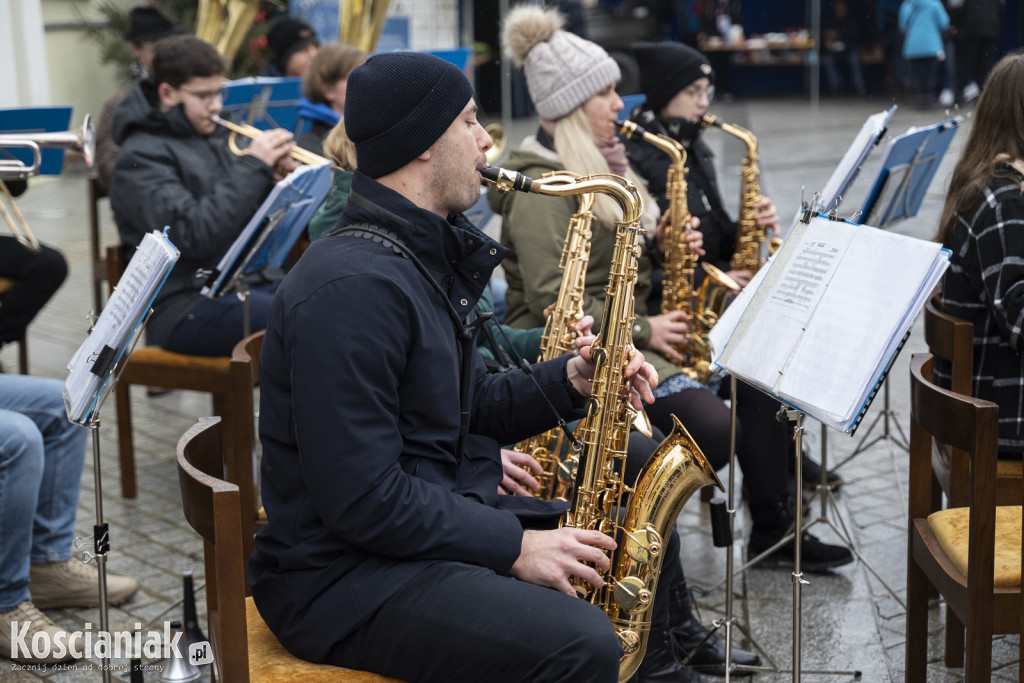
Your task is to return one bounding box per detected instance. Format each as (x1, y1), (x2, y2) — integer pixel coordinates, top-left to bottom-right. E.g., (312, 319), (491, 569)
(345, 52), (475, 179)
(633, 41), (715, 114)
(267, 17), (319, 74)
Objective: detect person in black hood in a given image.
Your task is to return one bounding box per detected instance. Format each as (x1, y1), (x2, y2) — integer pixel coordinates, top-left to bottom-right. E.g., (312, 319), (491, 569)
(110, 35), (297, 356)
(624, 40), (850, 569)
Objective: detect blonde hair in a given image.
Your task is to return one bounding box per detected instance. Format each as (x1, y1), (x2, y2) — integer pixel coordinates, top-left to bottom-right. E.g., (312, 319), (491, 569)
(302, 43), (367, 104)
(324, 119), (357, 170)
(553, 107), (656, 227)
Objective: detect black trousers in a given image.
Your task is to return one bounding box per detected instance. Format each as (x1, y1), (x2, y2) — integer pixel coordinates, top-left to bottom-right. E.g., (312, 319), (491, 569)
(0, 238), (67, 345)
(327, 561), (623, 682)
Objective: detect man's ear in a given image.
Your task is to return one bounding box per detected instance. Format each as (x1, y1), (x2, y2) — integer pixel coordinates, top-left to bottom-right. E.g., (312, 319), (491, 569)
(157, 82), (178, 110)
(417, 148), (432, 161)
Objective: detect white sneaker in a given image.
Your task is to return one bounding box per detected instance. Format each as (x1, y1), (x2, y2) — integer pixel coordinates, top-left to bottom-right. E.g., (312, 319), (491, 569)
(939, 88), (954, 107)
(0, 601), (78, 664)
(30, 559), (139, 609)
(963, 81), (980, 102)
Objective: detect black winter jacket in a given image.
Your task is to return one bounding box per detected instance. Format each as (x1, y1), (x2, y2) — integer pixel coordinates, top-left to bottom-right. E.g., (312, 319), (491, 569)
(109, 79), (276, 345)
(249, 172), (583, 662)
(624, 105), (737, 277)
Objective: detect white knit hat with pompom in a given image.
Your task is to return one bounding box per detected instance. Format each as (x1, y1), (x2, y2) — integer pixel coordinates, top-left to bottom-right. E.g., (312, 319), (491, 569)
(502, 4), (621, 120)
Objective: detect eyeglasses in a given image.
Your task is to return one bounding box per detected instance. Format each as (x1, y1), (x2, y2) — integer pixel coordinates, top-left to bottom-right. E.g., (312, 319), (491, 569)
(682, 84), (715, 103)
(178, 86), (225, 104)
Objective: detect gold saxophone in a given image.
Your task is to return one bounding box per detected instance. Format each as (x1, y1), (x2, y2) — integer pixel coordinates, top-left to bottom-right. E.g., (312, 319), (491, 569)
(483, 166), (724, 682)
(513, 174), (596, 500)
(620, 121), (739, 384)
(701, 114), (779, 274)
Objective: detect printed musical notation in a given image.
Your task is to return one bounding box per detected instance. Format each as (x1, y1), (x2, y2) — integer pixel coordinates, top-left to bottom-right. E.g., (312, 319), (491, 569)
(709, 214), (949, 432)
(63, 230), (179, 424)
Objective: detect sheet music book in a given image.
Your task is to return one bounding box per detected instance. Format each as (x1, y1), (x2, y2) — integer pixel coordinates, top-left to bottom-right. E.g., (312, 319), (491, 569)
(860, 118), (961, 228)
(708, 214), (950, 432)
(816, 105), (897, 215)
(64, 230), (179, 424)
(201, 162), (332, 298)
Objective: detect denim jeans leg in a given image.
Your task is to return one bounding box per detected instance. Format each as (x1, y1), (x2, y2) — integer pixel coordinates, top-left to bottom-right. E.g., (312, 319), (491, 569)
(0, 376), (88, 568)
(0, 409), (45, 612)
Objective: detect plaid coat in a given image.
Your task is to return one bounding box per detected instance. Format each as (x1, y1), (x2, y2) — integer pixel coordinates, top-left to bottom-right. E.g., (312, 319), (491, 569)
(936, 164), (1024, 453)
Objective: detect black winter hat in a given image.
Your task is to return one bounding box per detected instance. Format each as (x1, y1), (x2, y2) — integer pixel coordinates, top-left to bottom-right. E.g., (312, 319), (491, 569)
(633, 41), (715, 114)
(266, 17), (319, 73)
(123, 6), (183, 43)
(345, 52), (475, 179)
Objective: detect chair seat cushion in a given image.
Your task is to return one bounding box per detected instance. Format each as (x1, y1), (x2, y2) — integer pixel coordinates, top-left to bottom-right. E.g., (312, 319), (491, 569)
(131, 346), (232, 370)
(927, 506), (1022, 588)
(245, 597), (402, 681)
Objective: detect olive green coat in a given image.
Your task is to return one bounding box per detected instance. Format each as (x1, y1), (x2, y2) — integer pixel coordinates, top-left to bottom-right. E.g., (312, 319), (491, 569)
(486, 146), (680, 384)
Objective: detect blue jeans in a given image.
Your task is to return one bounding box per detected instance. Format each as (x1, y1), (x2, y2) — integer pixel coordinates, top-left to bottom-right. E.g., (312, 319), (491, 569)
(0, 375), (88, 611)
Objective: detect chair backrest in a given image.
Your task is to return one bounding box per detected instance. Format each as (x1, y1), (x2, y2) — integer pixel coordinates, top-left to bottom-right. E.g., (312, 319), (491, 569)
(923, 293), (974, 396)
(229, 330), (266, 570)
(909, 353), (1000, 597)
(177, 416), (252, 682)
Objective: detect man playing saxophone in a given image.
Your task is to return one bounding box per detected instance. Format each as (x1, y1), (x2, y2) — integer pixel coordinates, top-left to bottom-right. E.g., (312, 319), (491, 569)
(110, 35), (297, 356)
(250, 51), (660, 682)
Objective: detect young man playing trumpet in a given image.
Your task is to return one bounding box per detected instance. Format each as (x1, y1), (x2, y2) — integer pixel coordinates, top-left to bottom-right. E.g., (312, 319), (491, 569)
(110, 35), (296, 356)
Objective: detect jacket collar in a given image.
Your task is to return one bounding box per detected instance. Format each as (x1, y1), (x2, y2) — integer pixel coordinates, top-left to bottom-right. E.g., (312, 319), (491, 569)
(342, 171), (507, 316)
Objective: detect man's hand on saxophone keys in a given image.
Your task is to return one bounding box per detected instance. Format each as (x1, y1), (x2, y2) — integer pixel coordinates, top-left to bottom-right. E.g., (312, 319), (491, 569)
(646, 310), (690, 363)
(510, 528), (617, 596)
(566, 343), (658, 410)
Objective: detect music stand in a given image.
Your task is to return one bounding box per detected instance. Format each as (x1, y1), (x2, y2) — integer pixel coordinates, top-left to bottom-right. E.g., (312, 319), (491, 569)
(201, 163), (331, 335)
(0, 106), (74, 175)
(220, 77), (302, 135)
(707, 211), (949, 681)
(833, 117), (962, 471)
(63, 230), (179, 681)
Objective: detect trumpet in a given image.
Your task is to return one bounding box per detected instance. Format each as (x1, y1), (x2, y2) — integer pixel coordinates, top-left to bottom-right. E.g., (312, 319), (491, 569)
(0, 114), (96, 253)
(210, 114), (331, 166)
(0, 114), (95, 180)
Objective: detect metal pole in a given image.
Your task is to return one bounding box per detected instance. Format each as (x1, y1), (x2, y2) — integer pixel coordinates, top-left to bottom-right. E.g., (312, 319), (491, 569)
(89, 416), (112, 683)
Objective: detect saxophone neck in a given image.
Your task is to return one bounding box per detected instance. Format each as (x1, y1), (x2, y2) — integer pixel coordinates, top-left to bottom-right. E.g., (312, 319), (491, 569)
(485, 165), (643, 225)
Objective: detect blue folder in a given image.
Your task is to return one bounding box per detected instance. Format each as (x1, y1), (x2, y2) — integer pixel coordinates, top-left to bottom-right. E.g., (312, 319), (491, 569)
(859, 118), (962, 229)
(221, 77), (303, 134)
(0, 106), (74, 175)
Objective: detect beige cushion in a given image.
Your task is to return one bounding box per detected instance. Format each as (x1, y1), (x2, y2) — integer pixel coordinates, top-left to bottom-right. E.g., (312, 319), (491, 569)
(245, 597), (403, 682)
(927, 506), (1022, 588)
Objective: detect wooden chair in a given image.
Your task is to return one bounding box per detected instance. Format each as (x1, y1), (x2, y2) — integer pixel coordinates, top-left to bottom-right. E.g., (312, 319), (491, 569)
(923, 294), (1024, 665)
(229, 330), (267, 570)
(924, 294), (1023, 509)
(0, 277), (29, 374)
(176, 417), (402, 682)
(106, 244), (239, 498)
(905, 353), (1023, 682)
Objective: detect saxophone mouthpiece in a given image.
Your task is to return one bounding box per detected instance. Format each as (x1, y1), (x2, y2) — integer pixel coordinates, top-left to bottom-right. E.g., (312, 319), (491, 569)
(700, 114), (721, 129)
(481, 166), (534, 194)
(619, 120), (646, 138)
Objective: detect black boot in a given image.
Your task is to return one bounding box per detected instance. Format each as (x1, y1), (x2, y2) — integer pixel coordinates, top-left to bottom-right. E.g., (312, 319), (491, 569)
(636, 626), (704, 683)
(748, 495), (854, 573)
(668, 581), (760, 677)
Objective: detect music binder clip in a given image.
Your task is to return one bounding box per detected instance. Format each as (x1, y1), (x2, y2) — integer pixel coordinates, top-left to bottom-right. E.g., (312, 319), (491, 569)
(88, 344), (117, 378)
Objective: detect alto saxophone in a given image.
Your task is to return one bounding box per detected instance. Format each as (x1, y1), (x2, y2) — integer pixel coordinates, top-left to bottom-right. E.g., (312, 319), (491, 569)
(483, 166), (724, 682)
(513, 174), (596, 500)
(701, 114), (779, 274)
(620, 121), (739, 384)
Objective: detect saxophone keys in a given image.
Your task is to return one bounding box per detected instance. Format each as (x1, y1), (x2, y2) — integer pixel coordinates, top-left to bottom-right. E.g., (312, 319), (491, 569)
(623, 525), (662, 563)
(614, 576), (652, 612)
